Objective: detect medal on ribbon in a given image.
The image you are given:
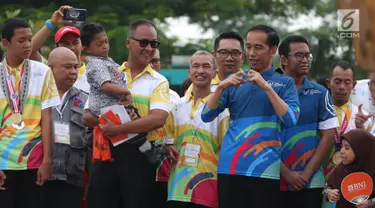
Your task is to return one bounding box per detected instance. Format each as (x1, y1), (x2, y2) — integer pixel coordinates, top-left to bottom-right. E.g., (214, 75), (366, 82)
(0, 57), (30, 130)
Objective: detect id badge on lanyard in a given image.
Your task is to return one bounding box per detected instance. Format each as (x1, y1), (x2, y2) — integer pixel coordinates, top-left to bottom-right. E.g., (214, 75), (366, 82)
(54, 97), (71, 145)
(183, 106), (202, 166)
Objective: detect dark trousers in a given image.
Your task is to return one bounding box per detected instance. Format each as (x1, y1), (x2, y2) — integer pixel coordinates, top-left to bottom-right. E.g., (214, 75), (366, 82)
(281, 188), (323, 208)
(218, 174), (280, 208)
(43, 180), (83, 208)
(168, 201), (211, 208)
(0, 170), (42, 208)
(153, 181), (168, 207)
(87, 142), (156, 208)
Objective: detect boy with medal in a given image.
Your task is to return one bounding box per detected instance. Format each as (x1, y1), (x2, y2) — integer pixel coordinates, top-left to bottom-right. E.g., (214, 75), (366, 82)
(0, 18), (60, 208)
(166, 51), (229, 208)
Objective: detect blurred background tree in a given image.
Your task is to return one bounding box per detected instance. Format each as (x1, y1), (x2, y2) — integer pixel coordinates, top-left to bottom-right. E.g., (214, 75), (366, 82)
(0, 0), (367, 82)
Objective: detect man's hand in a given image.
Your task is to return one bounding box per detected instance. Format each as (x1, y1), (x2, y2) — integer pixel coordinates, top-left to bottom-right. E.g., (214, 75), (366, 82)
(327, 189), (340, 202)
(356, 199), (373, 208)
(217, 71), (247, 89)
(247, 70), (270, 90)
(36, 160), (51, 186)
(283, 171), (307, 191)
(355, 104), (372, 129)
(50, 5), (72, 27)
(167, 145), (179, 160)
(0, 170), (6, 190)
(99, 115), (122, 138)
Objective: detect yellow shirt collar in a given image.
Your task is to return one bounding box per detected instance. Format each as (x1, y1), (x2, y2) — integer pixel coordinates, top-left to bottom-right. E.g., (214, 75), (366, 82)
(77, 62), (86, 79)
(334, 101), (351, 112)
(185, 86), (211, 104)
(119, 62), (154, 76)
(211, 73), (221, 85)
(7, 62), (24, 74)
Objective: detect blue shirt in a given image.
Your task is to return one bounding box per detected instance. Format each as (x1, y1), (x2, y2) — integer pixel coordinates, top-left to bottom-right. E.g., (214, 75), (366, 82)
(201, 67), (300, 180)
(280, 78), (338, 190)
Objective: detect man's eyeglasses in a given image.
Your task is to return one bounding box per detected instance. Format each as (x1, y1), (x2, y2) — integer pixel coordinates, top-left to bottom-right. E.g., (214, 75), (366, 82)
(288, 52), (313, 62)
(216, 50), (242, 59)
(129, 37), (160, 48)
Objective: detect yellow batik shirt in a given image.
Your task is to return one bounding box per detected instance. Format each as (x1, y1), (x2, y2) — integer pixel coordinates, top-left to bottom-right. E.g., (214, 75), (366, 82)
(166, 91), (229, 207)
(0, 60), (60, 170)
(119, 62), (170, 141)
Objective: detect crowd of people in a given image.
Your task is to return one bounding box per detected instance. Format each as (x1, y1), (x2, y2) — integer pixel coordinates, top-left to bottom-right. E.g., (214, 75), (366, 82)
(0, 5), (375, 208)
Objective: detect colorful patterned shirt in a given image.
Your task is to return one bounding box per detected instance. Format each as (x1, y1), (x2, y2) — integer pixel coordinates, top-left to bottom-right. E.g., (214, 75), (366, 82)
(167, 92), (229, 207)
(0, 60), (60, 170)
(280, 78), (338, 190)
(119, 62), (170, 141)
(201, 67), (300, 180)
(86, 56), (123, 116)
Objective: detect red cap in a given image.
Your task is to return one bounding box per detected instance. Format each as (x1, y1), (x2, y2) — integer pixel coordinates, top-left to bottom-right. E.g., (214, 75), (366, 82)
(54, 26), (80, 43)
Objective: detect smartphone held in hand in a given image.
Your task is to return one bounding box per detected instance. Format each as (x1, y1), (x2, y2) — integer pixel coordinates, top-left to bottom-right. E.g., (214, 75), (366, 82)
(63, 8), (87, 22)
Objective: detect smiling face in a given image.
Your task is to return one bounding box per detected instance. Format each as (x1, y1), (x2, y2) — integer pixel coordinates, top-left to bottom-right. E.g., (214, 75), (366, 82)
(189, 54), (215, 88)
(126, 24), (158, 66)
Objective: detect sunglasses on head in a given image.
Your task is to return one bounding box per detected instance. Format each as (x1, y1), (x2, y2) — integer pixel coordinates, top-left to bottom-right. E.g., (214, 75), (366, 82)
(129, 37), (160, 48)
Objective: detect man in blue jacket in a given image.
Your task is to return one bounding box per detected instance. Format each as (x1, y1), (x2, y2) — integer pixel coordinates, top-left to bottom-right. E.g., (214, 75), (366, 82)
(201, 25), (300, 208)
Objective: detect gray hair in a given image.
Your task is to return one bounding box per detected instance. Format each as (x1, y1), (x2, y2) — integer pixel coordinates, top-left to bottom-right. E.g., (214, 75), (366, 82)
(190, 50), (216, 70)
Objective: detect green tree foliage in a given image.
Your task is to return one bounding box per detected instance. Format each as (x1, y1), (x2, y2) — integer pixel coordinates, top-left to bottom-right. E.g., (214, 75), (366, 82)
(0, 0), (365, 79)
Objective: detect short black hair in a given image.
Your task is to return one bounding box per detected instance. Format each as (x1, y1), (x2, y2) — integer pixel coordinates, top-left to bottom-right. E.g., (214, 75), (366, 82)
(81, 23), (105, 47)
(329, 60), (355, 78)
(278, 35), (309, 57)
(214, 31), (244, 51)
(246, 24), (279, 48)
(1, 17), (30, 42)
(128, 19), (156, 37)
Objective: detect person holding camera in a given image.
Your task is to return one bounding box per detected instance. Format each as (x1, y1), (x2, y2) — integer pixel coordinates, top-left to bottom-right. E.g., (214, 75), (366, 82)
(82, 19), (170, 208)
(30, 5), (90, 93)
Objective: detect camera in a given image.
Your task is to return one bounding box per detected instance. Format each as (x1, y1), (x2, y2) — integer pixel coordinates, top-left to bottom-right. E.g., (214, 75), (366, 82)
(63, 8), (87, 22)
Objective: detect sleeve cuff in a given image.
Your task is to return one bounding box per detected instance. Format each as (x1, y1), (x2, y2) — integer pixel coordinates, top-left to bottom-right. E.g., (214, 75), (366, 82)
(150, 102), (170, 112)
(41, 97), (61, 110)
(318, 117), (339, 130)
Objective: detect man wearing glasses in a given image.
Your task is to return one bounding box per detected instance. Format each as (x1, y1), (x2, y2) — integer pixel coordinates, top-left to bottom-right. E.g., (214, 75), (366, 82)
(278, 35), (338, 208)
(84, 19), (170, 208)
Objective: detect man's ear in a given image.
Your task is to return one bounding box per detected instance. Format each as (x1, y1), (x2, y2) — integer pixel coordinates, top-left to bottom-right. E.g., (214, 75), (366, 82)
(2, 38), (10, 49)
(325, 78), (331, 89)
(281, 55), (288, 68)
(270, 46), (277, 56)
